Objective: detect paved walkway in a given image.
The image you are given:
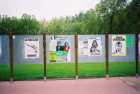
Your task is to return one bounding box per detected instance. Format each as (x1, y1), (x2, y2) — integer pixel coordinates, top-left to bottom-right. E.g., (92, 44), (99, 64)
(0, 77), (140, 94)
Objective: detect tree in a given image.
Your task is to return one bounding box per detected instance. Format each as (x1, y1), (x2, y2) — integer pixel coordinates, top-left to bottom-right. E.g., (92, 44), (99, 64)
(95, 0), (127, 33)
(0, 14), (41, 34)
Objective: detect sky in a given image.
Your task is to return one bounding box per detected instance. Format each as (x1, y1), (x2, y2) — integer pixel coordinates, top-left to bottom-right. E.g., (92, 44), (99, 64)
(0, 0), (100, 20)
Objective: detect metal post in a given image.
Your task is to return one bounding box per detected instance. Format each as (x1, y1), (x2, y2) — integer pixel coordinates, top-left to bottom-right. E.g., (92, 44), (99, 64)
(135, 34), (139, 77)
(75, 35), (78, 79)
(9, 32), (14, 82)
(105, 33), (109, 78)
(43, 33), (47, 80)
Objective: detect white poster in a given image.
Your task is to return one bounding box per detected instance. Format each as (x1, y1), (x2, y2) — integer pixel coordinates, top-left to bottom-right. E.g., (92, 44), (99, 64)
(79, 37), (103, 56)
(79, 40), (89, 56)
(24, 38), (40, 59)
(88, 37), (103, 56)
(112, 35), (127, 56)
(49, 36), (57, 51)
(49, 40), (57, 51)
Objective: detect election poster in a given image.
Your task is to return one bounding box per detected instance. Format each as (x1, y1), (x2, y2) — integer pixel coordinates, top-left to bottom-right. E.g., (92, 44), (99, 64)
(79, 40), (89, 56)
(88, 37), (103, 56)
(79, 36), (103, 56)
(112, 35), (127, 56)
(49, 36), (71, 63)
(49, 36), (57, 51)
(24, 38), (40, 59)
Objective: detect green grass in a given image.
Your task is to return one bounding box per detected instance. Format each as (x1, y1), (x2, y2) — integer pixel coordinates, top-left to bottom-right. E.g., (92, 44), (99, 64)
(47, 63), (75, 78)
(0, 64), (10, 81)
(79, 63), (105, 78)
(109, 62), (136, 77)
(79, 62), (136, 77)
(0, 62), (139, 81)
(14, 64), (44, 80)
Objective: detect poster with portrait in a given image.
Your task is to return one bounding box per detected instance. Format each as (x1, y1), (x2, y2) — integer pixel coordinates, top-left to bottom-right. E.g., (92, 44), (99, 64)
(112, 35), (127, 56)
(79, 40), (89, 56)
(49, 36), (71, 63)
(24, 38), (40, 59)
(88, 37), (103, 56)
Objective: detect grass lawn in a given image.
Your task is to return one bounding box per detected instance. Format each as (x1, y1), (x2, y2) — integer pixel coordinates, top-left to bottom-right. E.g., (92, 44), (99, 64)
(0, 64), (10, 81)
(79, 63), (105, 78)
(47, 63), (75, 78)
(0, 62), (139, 81)
(109, 62), (136, 77)
(14, 64), (44, 80)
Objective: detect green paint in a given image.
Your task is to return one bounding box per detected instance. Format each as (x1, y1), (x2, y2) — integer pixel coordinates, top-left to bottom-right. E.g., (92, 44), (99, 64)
(127, 35), (135, 47)
(56, 51), (67, 56)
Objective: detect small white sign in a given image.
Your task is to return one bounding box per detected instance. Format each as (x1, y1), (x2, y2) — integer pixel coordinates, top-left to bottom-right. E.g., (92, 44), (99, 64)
(79, 40), (89, 56)
(49, 40), (57, 51)
(24, 38), (40, 59)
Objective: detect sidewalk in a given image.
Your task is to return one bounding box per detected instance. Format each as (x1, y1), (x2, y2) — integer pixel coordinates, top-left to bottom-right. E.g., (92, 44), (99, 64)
(0, 77), (140, 94)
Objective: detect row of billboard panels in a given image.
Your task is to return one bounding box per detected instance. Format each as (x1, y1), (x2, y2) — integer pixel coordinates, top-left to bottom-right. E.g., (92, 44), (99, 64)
(24, 35), (127, 59)
(0, 35), (137, 63)
(79, 35), (126, 56)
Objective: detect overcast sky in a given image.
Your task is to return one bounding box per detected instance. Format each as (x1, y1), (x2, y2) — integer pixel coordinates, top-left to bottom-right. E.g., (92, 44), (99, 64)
(0, 0), (100, 20)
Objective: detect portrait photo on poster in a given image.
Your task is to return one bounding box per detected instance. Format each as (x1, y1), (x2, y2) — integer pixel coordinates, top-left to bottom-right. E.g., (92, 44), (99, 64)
(112, 35), (127, 56)
(24, 38), (40, 59)
(49, 36), (71, 63)
(88, 37), (103, 56)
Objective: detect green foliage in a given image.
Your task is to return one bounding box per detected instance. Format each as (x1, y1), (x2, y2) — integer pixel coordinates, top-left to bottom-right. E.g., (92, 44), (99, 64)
(0, 13), (41, 34)
(95, 0), (140, 34)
